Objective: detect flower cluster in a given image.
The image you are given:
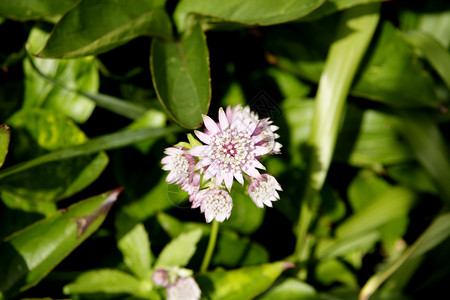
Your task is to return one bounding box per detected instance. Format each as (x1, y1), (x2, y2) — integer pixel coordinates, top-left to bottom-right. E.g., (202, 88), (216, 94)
(161, 105), (282, 223)
(153, 267), (201, 300)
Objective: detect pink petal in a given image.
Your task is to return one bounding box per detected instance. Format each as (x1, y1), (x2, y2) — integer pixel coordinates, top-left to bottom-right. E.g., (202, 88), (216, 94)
(254, 146), (270, 156)
(195, 130), (211, 144)
(218, 107), (229, 130)
(252, 159), (266, 170)
(215, 168), (224, 186)
(190, 145), (210, 157)
(203, 115), (220, 135)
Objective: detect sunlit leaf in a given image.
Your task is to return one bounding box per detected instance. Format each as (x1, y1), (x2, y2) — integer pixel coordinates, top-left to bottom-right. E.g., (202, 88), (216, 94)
(63, 269), (153, 297)
(0, 124), (10, 168)
(302, 0), (385, 21)
(196, 261), (293, 300)
(174, 0), (324, 32)
(151, 23), (210, 129)
(0, 0), (78, 22)
(39, 0), (171, 58)
(0, 188), (122, 299)
(154, 229), (202, 269)
(256, 278), (318, 300)
(117, 223), (152, 280)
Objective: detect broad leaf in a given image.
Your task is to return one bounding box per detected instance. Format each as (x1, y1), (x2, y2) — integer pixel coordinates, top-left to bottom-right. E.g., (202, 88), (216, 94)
(63, 269), (152, 297)
(151, 23), (210, 129)
(154, 229), (203, 269)
(174, 0), (324, 32)
(302, 0), (385, 21)
(39, 0), (172, 58)
(117, 223), (152, 280)
(0, 0), (77, 22)
(196, 261), (293, 300)
(0, 188), (122, 299)
(256, 278), (318, 300)
(2, 109), (108, 202)
(0, 124), (10, 168)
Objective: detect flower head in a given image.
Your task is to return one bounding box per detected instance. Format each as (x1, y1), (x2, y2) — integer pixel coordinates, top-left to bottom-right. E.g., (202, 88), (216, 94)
(190, 107), (269, 191)
(166, 277), (201, 300)
(152, 269), (169, 287)
(161, 147), (196, 185)
(192, 187), (233, 223)
(248, 174), (282, 208)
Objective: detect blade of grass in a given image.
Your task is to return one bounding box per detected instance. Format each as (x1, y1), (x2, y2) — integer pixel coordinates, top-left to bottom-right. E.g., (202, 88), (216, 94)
(294, 3), (380, 266)
(0, 126), (181, 180)
(359, 212), (450, 300)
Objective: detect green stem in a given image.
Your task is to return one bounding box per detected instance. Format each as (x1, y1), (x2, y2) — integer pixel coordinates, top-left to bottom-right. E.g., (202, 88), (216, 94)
(294, 3), (380, 265)
(200, 220), (219, 272)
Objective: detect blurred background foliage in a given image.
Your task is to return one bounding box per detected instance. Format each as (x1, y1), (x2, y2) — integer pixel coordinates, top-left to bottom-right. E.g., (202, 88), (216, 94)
(0, 0), (449, 299)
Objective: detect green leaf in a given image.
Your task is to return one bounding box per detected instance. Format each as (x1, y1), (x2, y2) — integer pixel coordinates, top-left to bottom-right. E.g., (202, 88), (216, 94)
(0, 188), (122, 299)
(2, 109), (108, 202)
(360, 212), (450, 300)
(63, 269), (152, 297)
(0, 0), (78, 22)
(404, 30), (450, 89)
(223, 187), (265, 235)
(302, 0), (385, 21)
(125, 109), (167, 153)
(316, 259), (358, 287)
(117, 223), (152, 280)
(394, 112), (450, 203)
(386, 163), (438, 195)
(154, 229), (203, 269)
(174, 0), (324, 32)
(196, 261), (293, 300)
(0, 124), (10, 168)
(336, 187), (415, 239)
(151, 23), (210, 129)
(39, 0), (172, 58)
(256, 278), (317, 300)
(0, 126), (181, 180)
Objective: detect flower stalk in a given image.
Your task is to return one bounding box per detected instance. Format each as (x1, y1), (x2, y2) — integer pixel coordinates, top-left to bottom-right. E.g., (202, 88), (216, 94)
(200, 220), (219, 273)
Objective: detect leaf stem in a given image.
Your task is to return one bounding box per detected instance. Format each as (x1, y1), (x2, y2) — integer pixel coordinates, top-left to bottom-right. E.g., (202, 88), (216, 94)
(200, 220), (219, 272)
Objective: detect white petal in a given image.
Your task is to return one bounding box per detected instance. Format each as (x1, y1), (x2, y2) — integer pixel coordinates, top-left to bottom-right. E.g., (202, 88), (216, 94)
(218, 107), (229, 130)
(196, 157), (212, 169)
(202, 115), (220, 134)
(195, 130), (212, 144)
(234, 172), (244, 185)
(243, 164), (260, 178)
(252, 159), (266, 170)
(190, 145), (210, 157)
(254, 146), (270, 156)
(204, 162), (219, 181)
(224, 172), (233, 191)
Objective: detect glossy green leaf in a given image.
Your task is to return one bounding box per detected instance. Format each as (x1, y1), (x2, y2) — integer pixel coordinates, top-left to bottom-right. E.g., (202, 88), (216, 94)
(256, 278), (317, 300)
(0, 124), (10, 168)
(151, 23), (210, 129)
(360, 212), (450, 300)
(24, 54), (98, 123)
(404, 30), (450, 89)
(1, 109), (108, 202)
(316, 259), (358, 287)
(0, 0), (78, 22)
(117, 223), (152, 280)
(267, 21), (439, 107)
(0, 126), (181, 180)
(0, 188), (122, 299)
(174, 0), (324, 32)
(196, 261), (293, 300)
(39, 0), (171, 58)
(154, 229), (202, 269)
(63, 269), (152, 297)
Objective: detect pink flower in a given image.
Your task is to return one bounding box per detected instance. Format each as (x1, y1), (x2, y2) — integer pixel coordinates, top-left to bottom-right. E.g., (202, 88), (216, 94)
(190, 107), (270, 191)
(191, 188), (233, 223)
(248, 174), (282, 208)
(152, 269), (169, 287)
(161, 147), (196, 185)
